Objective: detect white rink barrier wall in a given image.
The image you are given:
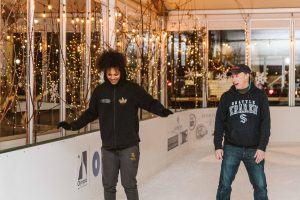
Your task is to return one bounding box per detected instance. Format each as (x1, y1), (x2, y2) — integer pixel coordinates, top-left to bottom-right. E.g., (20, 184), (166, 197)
(0, 107), (299, 200)
(0, 108), (216, 200)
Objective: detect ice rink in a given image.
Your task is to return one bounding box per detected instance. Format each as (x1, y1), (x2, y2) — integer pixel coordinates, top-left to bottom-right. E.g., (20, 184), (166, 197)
(117, 143), (300, 200)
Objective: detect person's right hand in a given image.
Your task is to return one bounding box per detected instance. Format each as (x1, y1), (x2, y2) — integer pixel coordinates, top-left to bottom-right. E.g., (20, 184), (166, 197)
(215, 149), (224, 160)
(57, 121), (72, 130)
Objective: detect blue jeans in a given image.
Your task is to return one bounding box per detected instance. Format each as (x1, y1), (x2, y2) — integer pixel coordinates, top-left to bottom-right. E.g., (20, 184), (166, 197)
(216, 145), (268, 200)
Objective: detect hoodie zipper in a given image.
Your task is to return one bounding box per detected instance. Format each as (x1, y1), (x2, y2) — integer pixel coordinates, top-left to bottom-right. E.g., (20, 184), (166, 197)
(113, 88), (116, 148)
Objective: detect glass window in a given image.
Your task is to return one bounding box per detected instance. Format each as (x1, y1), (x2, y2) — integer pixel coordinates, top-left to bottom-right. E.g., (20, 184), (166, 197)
(167, 31), (204, 109)
(0, 2), (30, 137)
(208, 30), (245, 107)
(0, 0), (103, 140)
(251, 29), (289, 106)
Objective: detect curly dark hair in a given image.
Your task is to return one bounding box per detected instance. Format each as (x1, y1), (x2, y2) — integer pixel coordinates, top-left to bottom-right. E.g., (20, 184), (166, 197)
(96, 50), (127, 83)
(96, 50), (126, 72)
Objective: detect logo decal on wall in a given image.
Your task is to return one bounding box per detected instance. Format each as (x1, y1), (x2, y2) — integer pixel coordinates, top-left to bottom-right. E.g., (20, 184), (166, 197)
(180, 130), (188, 144)
(92, 151), (100, 177)
(77, 151), (88, 189)
(189, 114), (196, 131)
(168, 116), (188, 151)
(196, 124), (208, 140)
(168, 135), (179, 151)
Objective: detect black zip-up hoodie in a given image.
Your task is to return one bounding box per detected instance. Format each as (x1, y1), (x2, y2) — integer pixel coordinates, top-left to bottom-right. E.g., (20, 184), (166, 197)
(213, 84), (271, 151)
(70, 67), (167, 150)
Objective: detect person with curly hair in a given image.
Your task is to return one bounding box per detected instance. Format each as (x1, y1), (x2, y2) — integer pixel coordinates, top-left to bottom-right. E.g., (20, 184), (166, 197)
(58, 50), (172, 200)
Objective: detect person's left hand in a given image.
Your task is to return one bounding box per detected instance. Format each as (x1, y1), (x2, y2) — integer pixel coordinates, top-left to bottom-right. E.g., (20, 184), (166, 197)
(254, 149), (265, 164)
(57, 121), (72, 130)
(161, 109), (173, 117)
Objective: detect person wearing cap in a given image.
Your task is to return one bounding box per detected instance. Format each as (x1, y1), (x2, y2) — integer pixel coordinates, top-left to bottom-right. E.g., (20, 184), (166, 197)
(214, 64), (270, 200)
(57, 50), (173, 200)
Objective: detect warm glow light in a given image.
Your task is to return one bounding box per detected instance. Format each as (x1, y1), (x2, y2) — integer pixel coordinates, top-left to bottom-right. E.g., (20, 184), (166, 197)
(268, 89), (274, 95)
(15, 59), (21, 65)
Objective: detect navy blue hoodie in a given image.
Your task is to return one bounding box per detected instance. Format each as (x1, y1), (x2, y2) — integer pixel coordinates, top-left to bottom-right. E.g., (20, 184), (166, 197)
(70, 67), (167, 150)
(213, 84), (271, 151)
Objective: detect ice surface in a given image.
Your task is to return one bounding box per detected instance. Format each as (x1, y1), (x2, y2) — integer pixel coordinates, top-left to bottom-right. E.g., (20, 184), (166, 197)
(117, 143), (300, 200)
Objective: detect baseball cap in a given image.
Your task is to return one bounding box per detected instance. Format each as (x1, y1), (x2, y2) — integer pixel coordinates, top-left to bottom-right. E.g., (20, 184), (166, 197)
(227, 64), (251, 76)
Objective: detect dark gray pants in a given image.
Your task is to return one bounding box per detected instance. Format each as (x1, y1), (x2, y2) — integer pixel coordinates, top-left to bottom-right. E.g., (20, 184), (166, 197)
(101, 145), (140, 200)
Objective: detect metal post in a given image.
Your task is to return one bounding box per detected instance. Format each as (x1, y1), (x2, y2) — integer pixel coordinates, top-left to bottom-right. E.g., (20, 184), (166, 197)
(102, 0), (115, 49)
(26, 0), (35, 144)
(108, 0), (115, 48)
(85, 0), (91, 131)
(289, 18), (295, 106)
(245, 15), (251, 66)
(42, 31), (48, 101)
(59, 0), (67, 136)
(160, 18), (167, 106)
(202, 21), (208, 108)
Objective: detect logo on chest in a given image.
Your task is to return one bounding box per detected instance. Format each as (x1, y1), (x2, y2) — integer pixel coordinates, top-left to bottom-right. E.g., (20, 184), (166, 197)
(240, 114), (247, 123)
(100, 99), (111, 103)
(119, 97), (127, 104)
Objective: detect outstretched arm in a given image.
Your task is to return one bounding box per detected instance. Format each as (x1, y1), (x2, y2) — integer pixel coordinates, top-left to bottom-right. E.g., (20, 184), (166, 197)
(57, 90), (99, 130)
(136, 85), (173, 117)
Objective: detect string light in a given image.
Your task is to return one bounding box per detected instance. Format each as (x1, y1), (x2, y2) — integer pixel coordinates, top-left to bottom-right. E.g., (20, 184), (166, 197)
(42, 10), (46, 18)
(0, 2), (191, 135)
(47, 0), (52, 10)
